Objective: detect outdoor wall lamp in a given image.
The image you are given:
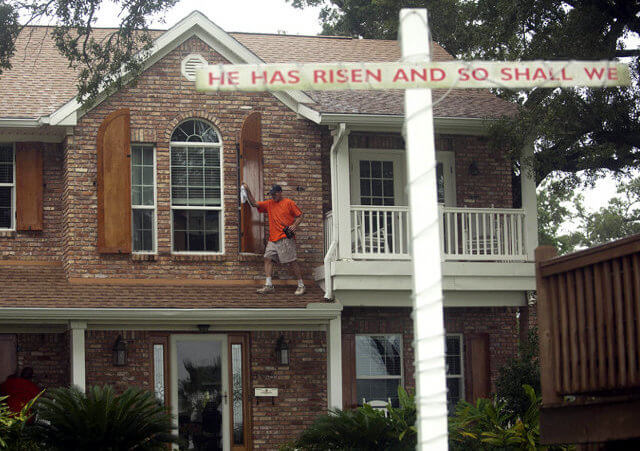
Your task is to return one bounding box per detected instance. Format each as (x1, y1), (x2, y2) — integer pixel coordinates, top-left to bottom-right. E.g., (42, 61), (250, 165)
(468, 161), (480, 176)
(113, 335), (127, 367)
(275, 335), (289, 366)
(197, 324), (210, 333)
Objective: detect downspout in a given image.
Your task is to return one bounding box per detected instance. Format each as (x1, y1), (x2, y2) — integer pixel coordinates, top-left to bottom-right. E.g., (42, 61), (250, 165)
(324, 123), (347, 300)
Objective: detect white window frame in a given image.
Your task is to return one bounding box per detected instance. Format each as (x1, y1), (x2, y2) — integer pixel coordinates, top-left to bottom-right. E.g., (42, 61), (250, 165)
(445, 333), (465, 411)
(131, 143), (157, 254)
(355, 333), (404, 406)
(436, 151), (456, 207)
(350, 149), (406, 206)
(0, 143), (16, 231)
(170, 124), (224, 255)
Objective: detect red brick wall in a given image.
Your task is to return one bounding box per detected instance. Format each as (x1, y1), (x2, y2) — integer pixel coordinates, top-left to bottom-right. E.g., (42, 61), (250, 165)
(85, 330), (168, 394)
(250, 330), (327, 449)
(323, 132), (513, 211)
(444, 307), (520, 392)
(1, 143), (63, 260)
(61, 36), (324, 283)
(341, 307), (416, 393)
(341, 307), (520, 400)
(16, 332), (69, 389)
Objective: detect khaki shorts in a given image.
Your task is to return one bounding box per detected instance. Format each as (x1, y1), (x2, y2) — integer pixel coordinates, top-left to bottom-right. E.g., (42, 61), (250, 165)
(264, 238), (297, 264)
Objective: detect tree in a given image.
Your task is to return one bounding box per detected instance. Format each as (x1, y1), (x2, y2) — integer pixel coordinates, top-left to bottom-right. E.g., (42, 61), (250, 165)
(288, 0), (640, 185)
(0, 0), (178, 105)
(538, 175), (640, 255)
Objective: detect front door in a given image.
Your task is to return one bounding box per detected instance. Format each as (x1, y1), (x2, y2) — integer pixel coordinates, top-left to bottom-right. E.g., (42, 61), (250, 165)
(171, 335), (229, 451)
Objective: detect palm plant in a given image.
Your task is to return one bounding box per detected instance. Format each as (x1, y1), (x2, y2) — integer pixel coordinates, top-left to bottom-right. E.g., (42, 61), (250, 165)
(282, 386), (416, 451)
(31, 385), (178, 451)
(0, 394), (40, 451)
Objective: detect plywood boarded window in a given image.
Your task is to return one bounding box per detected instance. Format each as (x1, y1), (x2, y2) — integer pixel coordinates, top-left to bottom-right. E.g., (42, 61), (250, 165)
(467, 333), (490, 403)
(97, 109), (132, 253)
(15, 142), (44, 231)
(239, 112), (264, 254)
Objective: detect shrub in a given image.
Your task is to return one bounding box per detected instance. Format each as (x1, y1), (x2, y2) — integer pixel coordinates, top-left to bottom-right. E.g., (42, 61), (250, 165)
(0, 394), (40, 451)
(282, 386), (416, 451)
(496, 327), (541, 421)
(31, 385), (178, 451)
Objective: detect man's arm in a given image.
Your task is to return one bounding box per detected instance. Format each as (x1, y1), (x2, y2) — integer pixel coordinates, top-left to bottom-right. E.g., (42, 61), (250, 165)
(288, 213), (303, 233)
(241, 182), (258, 208)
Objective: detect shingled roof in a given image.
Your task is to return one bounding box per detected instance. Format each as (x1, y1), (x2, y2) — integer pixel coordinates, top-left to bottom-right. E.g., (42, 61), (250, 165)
(0, 264), (326, 309)
(0, 22), (516, 121)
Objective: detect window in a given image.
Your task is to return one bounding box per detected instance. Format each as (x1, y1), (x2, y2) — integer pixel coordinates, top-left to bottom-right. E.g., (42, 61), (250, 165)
(446, 334), (464, 414)
(170, 120), (223, 253)
(0, 144), (14, 230)
(359, 160), (395, 206)
(131, 144), (156, 253)
(356, 334), (402, 407)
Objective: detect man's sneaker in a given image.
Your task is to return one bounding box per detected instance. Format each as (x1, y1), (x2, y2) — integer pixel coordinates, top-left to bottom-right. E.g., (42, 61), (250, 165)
(294, 285), (306, 296)
(257, 284), (275, 294)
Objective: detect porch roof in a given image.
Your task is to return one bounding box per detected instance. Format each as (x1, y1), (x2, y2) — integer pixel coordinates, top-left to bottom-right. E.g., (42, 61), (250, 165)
(0, 21), (516, 121)
(0, 264), (326, 309)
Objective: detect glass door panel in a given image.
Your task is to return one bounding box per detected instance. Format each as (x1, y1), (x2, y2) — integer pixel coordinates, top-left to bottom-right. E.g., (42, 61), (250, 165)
(172, 336), (228, 451)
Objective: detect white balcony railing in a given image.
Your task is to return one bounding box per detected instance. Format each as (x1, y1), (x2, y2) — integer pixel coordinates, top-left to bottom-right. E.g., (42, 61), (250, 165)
(324, 206), (528, 262)
(439, 207), (527, 261)
(324, 211), (333, 254)
(351, 205), (411, 259)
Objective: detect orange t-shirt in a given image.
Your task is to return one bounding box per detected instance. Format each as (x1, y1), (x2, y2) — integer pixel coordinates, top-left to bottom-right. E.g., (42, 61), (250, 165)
(257, 198), (302, 242)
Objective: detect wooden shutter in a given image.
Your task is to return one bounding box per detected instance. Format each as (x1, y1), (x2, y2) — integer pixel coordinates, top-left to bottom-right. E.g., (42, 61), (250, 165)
(239, 112), (265, 254)
(468, 333), (490, 401)
(15, 142), (44, 230)
(342, 333), (357, 409)
(97, 109), (132, 253)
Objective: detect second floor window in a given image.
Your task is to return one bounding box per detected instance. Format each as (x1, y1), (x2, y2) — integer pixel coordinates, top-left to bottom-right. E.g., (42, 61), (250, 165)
(170, 119), (223, 253)
(131, 144), (156, 253)
(0, 144), (14, 230)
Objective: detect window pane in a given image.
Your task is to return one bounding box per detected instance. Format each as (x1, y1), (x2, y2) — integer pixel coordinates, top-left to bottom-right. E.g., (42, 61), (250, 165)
(356, 378), (400, 407)
(171, 144), (220, 207)
(446, 377), (462, 414)
(372, 180), (382, 197)
(142, 187), (154, 206)
(0, 187), (11, 229)
(232, 344), (244, 445)
(132, 166), (143, 185)
(143, 146), (154, 165)
(173, 210), (220, 252)
(383, 180), (394, 198)
(356, 335), (401, 377)
(383, 161), (394, 178)
(188, 147), (204, 166)
(360, 180), (370, 197)
(371, 161), (382, 178)
(132, 209), (154, 252)
(359, 160), (370, 177)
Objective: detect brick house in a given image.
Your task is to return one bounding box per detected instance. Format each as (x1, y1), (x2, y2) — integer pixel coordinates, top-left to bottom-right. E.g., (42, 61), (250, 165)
(0, 11), (537, 450)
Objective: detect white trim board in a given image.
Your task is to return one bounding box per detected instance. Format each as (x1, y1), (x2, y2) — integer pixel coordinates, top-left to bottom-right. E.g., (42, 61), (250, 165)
(0, 304), (343, 326)
(334, 289), (526, 307)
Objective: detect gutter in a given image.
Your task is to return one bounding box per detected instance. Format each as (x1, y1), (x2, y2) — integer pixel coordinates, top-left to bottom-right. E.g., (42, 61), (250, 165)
(0, 304), (343, 324)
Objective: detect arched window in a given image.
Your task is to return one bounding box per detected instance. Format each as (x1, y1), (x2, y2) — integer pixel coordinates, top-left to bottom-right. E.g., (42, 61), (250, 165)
(170, 119), (223, 252)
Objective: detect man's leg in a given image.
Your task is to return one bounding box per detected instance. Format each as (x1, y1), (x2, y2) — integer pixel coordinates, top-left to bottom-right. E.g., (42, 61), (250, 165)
(264, 257), (274, 280)
(257, 256), (276, 294)
(290, 260), (305, 295)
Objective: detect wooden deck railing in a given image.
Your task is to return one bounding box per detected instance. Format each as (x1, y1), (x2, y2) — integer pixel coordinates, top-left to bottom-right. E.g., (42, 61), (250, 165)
(536, 236), (640, 404)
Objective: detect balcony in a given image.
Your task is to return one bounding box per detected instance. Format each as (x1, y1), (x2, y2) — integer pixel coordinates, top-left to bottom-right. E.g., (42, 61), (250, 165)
(324, 205), (528, 262)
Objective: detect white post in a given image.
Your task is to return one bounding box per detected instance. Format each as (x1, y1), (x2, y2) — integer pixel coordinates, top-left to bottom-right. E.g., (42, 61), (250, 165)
(69, 321), (86, 392)
(400, 8), (448, 450)
(327, 316), (343, 409)
(521, 142), (538, 261)
(335, 127), (352, 260)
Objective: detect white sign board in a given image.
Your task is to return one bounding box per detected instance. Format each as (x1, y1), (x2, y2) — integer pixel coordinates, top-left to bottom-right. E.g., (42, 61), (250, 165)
(197, 60), (630, 92)
(254, 388), (278, 397)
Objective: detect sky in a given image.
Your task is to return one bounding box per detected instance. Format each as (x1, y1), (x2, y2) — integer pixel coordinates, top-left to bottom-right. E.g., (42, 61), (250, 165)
(86, 1), (637, 215)
(93, 0), (324, 35)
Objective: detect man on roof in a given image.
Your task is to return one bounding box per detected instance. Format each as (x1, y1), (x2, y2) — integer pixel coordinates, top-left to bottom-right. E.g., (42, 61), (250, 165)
(242, 183), (305, 295)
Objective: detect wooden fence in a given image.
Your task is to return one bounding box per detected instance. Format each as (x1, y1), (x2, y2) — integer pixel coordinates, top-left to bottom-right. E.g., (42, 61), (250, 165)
(536, 235), (640, 444)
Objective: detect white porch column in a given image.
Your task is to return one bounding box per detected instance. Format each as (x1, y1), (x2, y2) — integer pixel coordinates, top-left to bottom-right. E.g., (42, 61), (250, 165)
(400, 9), (448, 450)
(521, 143), (538, 261)
(334, 127), (352, 260)
(327, 316), (342, 410)
(69, 321), (86, 392)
